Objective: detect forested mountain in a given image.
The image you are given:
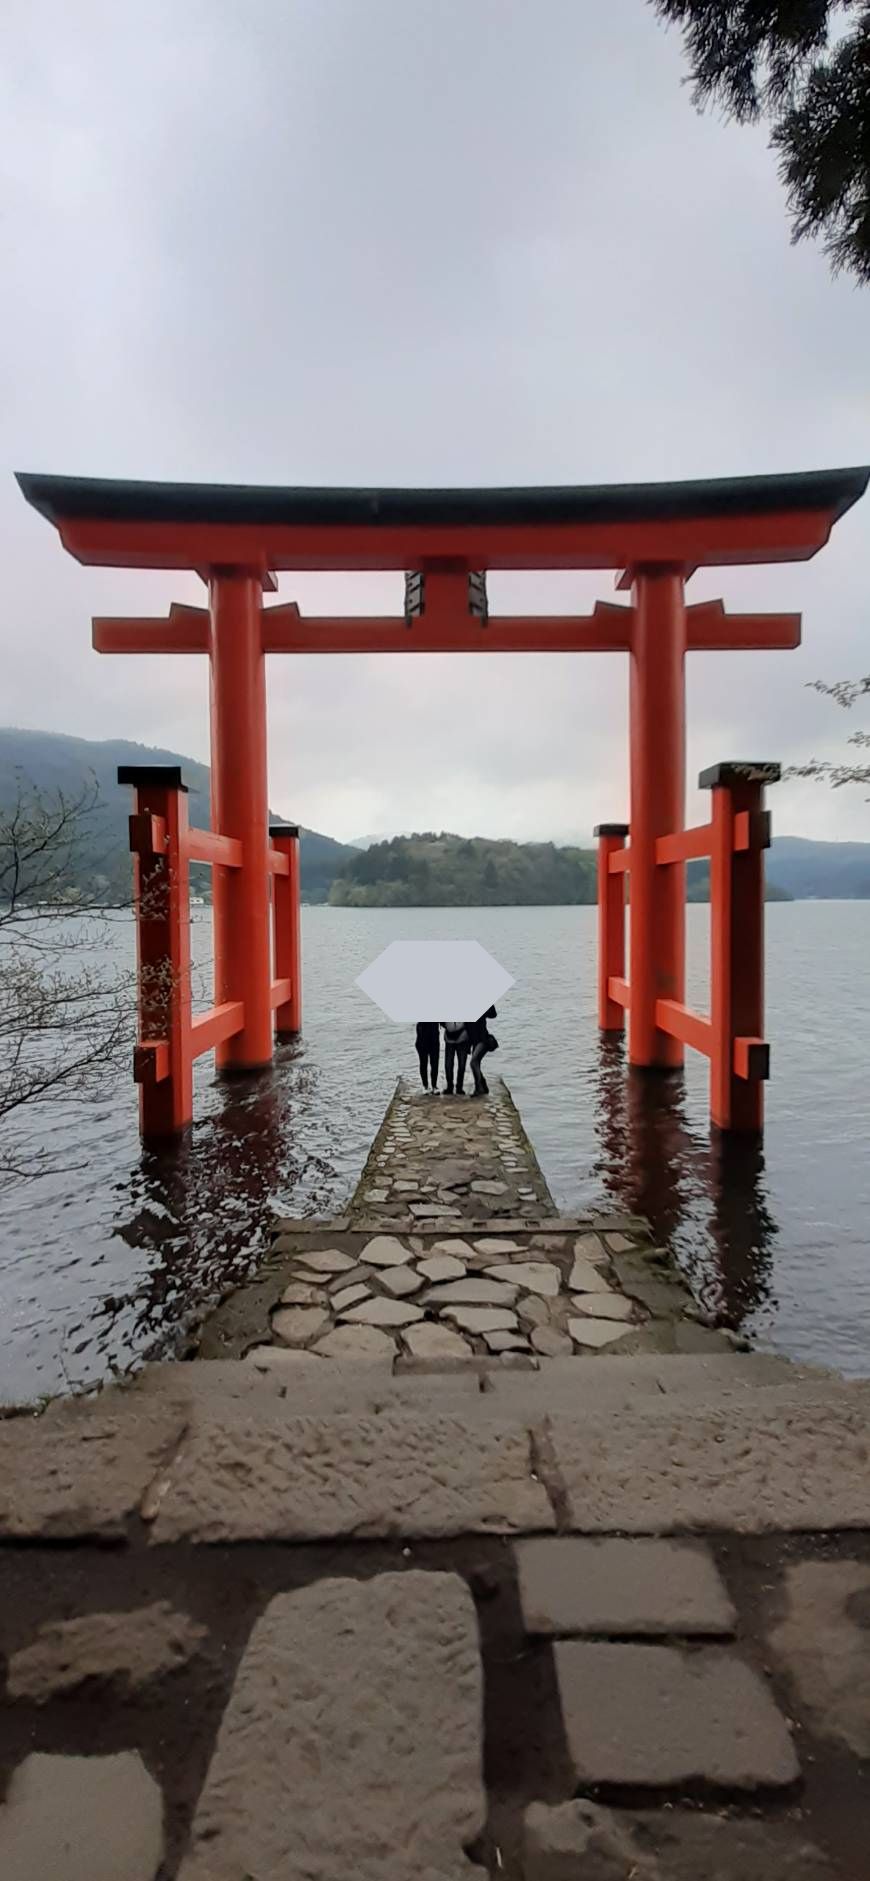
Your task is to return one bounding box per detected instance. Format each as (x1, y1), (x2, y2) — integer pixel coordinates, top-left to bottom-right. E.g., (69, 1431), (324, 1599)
(767, 836), (870, 901)
(0, 728), (356, 903)
(329, 833), (599, 906)
(3, 728), (865, 908)
(328, 831), (796, 907)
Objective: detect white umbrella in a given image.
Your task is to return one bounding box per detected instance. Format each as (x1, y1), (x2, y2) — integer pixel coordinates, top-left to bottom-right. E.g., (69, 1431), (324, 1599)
(355, 939), (514, 1023)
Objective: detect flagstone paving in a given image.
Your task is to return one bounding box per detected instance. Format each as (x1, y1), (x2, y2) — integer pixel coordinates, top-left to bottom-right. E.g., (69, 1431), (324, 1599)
(197, 1219), (726, 1366)
(195, 1077), (732, 1369)
(3, 1077), (870, 1876)
(352, 1076), (555, 1224)
(2, 1363), (870, 1876)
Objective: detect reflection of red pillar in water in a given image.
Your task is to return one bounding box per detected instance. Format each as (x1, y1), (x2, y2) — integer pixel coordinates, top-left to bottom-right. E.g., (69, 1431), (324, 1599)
(628, 566), (686, 1068)
(208, 571), (273, 1070)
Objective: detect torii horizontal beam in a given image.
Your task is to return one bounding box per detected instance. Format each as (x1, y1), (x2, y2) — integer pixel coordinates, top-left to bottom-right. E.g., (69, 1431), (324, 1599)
(92, 595), (801, 656)
(18, 465), (869, 574)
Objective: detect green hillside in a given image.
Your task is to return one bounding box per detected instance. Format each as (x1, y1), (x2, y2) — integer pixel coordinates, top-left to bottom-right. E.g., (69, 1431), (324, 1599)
(0, 728), (355, 904)
(328, 832), (794, 907)
(0, 729), (831, 910)
(329, 833), (599, 906)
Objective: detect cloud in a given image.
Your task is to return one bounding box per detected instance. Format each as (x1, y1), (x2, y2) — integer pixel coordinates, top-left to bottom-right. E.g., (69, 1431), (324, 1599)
(1, 0), (867, 843)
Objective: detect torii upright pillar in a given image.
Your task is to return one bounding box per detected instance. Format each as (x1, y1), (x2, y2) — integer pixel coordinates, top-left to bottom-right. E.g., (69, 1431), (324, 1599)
(208, 570), (273, 1070)
(628, 566), (687, 1069)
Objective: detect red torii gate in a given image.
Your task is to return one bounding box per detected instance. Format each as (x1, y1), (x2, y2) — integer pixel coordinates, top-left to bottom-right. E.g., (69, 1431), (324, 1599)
(17, 465), (867, 1138)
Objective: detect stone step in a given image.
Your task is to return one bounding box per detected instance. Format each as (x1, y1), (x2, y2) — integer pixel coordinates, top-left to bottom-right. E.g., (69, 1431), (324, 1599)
(153, 1358), (870, 1543)
(179, 1350), (827, 1418)
(4, 1357), (868, 1543)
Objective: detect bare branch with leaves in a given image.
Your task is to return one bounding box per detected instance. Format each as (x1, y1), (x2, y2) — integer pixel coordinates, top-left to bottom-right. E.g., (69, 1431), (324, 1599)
(0, 778), (135, 1178)
(786, 672), (870, 792)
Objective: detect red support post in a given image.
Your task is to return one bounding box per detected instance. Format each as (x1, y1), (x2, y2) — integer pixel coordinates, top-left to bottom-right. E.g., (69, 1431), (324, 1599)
(703, 761), (780, 1132)
(208, 569), (273, 1071)
(628, 566), (687, 1068)
(595, 823), (628, 1030)
(270, 823), (302, 1035)
(118, 764), (193, 1139)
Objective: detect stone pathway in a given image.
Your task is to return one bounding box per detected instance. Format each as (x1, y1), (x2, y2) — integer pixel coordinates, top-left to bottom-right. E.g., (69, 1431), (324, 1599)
(199, 1219), (735, 1370)
(3, 1079), (870, 1875)
(196, 1076), (737, 1370)
(352, 1077), (555, 1225)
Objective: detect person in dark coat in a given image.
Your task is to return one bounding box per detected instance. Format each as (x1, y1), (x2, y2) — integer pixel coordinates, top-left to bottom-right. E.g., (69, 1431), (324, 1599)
(442, 1021), (469, 1095)
(467, 1005), (498, 1096)
(415, 1021), (440, 1092)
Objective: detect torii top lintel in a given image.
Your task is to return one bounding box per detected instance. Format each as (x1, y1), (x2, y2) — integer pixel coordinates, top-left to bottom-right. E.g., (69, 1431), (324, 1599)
(16, 466), (868, 575)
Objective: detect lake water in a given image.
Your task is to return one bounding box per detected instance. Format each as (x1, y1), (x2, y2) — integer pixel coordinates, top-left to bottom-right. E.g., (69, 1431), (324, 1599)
(1, 902), (868, 1404)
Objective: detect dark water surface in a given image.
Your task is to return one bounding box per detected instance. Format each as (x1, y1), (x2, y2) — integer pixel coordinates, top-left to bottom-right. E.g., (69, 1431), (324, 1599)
(1, 903), (868, 1403)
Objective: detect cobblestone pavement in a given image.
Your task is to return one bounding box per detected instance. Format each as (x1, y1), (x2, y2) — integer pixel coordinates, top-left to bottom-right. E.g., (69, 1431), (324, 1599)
(196, 1077), (737, 1370)
(3, 1081), (870, 1875)
(197, 1215), (736, 1369)
(352, 1077), (556, 1226)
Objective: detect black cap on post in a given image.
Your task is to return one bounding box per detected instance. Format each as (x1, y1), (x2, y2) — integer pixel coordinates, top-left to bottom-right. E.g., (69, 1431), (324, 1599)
(593, 822), (629, 838)
(269, 822), (300, 839)
(117, 764), (187, 791)
(699, 763), (780, 790)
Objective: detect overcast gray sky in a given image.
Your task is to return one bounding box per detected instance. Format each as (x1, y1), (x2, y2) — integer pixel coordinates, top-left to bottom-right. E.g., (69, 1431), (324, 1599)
(2, 0), (868, 843)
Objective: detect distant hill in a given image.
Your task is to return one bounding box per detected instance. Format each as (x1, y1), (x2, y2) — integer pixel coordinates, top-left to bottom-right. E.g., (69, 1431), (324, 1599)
(0, 728), (356, 904)
(341, 829), (870, 905)
(334, 831), (870, 905)
(330, 833), (599, 906)
(352, 826), (598, 849)
(3, 729), (866, 907)
(329, 831), (794, 907)
(766, 835), (870, 900)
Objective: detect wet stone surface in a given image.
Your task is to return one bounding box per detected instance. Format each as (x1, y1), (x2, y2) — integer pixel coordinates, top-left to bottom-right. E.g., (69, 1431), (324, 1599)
(195, 1077), (717, 1368)
(352, 1076), (555, 1224)
(523, 1800), (837, 1880)
(769, 1559), (870, 1756)
(2, 1533), (870, 1877)
(3, 1082), (870, 1877)
(0, 1751), (165, 1881)
(178, 1573), (484, 1880)
(6, 1602), (207, 1700)
(196, 1221), (710, 1366)
(516, 1537), (737, 1638)
(553, 1640), (800, 1789)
